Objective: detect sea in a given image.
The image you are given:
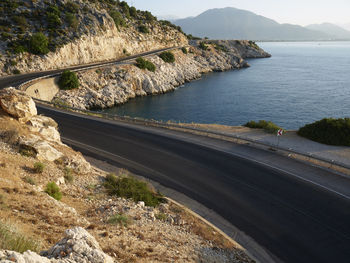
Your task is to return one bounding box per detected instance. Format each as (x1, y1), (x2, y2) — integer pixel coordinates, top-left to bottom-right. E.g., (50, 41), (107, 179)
(100, 42), (350, 130)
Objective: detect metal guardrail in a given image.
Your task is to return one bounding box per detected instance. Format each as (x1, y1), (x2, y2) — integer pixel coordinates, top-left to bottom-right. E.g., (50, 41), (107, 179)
(14, 46), (350, 173)
(33, 97), (350, 172)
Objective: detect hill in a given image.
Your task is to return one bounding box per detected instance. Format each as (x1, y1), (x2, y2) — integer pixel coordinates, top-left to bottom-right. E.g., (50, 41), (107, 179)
(0, 0), (187, 76)
(174, 7), (335, 41)
(306, 23), (350, 40)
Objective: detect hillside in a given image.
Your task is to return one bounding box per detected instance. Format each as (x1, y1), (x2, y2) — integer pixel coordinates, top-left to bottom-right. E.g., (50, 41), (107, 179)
(0, 0), (187, 76)
(173, 7), (337, 41)
(306, 23), (350, 39)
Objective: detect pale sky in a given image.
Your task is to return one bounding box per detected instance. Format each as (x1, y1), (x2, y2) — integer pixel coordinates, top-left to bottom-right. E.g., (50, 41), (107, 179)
(126, 0), (349, 26)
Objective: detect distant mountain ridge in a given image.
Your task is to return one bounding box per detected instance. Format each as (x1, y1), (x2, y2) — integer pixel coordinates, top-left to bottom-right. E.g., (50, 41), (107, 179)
(306, 23), (350, 39)
(174, 7), (350, 41)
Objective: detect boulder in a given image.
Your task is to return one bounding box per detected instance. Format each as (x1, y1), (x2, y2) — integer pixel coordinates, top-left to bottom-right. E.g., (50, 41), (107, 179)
(27, 115), (61, 143)
(62, 151), (91, 175)
(0, 227), (114, 263)
(0, 87), (37, 121)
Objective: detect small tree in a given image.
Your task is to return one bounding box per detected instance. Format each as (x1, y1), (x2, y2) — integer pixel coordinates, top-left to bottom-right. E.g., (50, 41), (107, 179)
(109, 10), (126, 29)
(28, 33), (49, 55)
(138, 25), (149, 33)
(159, 51), (175, 63)
(129, 6), (137, 17)
(58, 70), (79, 90)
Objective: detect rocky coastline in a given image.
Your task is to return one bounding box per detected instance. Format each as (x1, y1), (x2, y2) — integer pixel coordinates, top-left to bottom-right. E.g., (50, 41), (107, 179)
(53, 40), (270, 110)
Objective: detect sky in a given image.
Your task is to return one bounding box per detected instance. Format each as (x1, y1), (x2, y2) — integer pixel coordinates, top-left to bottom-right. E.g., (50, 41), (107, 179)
(126, 0), (350, 26)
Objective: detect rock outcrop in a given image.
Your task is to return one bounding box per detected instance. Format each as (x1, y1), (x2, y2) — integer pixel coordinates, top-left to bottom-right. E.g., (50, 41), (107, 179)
(54, 42), (270, 110)
(0, 88), (90, 173)
(0, 227), (114, 263)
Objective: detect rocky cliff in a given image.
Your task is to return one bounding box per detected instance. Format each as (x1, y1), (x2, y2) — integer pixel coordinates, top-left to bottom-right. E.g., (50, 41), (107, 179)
(54, 41), (270, 110)
(0, 0), (187, 76)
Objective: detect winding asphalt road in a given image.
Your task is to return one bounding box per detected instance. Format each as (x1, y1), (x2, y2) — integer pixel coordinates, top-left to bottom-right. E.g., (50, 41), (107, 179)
(1, 51), (350, 263)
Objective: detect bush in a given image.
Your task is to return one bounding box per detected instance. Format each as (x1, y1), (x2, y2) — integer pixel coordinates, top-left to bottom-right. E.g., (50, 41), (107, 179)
(199, 42), (208, 50)
(181, 47), (188, 54)
(64, 167), (74, 183)
(155, 212), (167, 221)
(135, 57), (156, 72)
(33, 162), (45, 174)
(297, 118), (350, 146)
(45, 182), (62, 201)
(109, 10), (126, 29)
(19, 145), (37, 158)
(104, 174), (165, 207)
(119, 1), (130, 17)
(0, 221), (40, 253)
(138, 25), (149, 33)
(58, 70), (79, 90)
(13, 69), (21, 75)
(28, 33), (49, 55)
(159, 51), (175, 63)
(107, 213), (131, 227)
(129, 6), (137, 18)
(244, 120), (283, 134)
(23, 177), (36, 185)
(65, 12), (79, 29)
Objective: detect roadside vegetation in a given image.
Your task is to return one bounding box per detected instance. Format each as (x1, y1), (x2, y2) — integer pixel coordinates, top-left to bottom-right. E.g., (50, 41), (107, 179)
(298, 118), (350, 146)
(159, 51), (175, 63)
(244, 120), (283, 134)
(104, 173), (166, 207)
(199, 42), (208, 50)
(135, 57), (156, 72)
(0, 220), (40, 253)
(58, 70), (79, 90)
(45, 182), (62, 201)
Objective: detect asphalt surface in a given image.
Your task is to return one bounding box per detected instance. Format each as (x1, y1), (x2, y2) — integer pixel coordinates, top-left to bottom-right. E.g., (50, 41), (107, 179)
(1, 52), (350, 263)
(36, 106), (350, 263)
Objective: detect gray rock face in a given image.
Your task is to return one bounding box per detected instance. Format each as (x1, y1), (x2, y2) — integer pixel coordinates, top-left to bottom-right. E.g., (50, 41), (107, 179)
(54, 42), (270, 110)
(0, 227), (114, 263)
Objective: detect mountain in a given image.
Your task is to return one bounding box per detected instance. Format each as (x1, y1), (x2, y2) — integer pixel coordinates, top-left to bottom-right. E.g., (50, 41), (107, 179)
(174, 7), (336, 41)
(306, 23), (350, 39)
(341, 23), (350, 31)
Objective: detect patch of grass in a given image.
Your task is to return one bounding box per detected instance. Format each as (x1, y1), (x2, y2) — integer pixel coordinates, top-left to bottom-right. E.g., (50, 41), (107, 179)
(104, 174), (165, 207)
(135, 57), (156, 72)
(244, 120), (283, 134)
(214, 44), (229, 52)
(64, 167), (74, 183)
(23, 177), (36, 186)
(107, 213), (131, 227)
(33, 162), (45, 174)
(45, 182), (62, 201)
(158, 51), (175, 63)
(0, 221), (40, 253)
(58, 70), (79, 90)
(298, 118), (350, 146)
(52, 98), (71, 108)
(19, 145), (37, 158)
(155, 212), (167, 221)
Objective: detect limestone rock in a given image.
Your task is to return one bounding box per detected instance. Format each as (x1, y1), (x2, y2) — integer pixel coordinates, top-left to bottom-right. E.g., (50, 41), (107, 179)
(0, 87), (37, 121)
(0, 227), (114, 263)
(27, 116), (61, 143)
(63, 152), (91, 175)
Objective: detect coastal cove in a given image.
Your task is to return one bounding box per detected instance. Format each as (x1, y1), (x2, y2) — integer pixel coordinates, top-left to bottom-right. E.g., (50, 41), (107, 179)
(101, 42), (350, 130)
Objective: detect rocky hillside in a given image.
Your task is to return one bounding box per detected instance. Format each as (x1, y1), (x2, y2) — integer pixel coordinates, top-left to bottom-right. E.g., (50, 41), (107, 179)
(0, 0), (187, 76)
(54, 41), (270, 110)
(0, 88), (254, 262)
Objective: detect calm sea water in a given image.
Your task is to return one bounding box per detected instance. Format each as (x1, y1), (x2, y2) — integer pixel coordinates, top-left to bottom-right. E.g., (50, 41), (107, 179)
(101, 42), (350, 130)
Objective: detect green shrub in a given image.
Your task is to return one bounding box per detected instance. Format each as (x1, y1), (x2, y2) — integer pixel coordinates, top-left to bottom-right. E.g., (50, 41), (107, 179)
(58, 70), (79, 90)
(23, 177), (36, 185)
(181, 47), (188, 54)
(28, 33), (49, 55)
(12, 16), (28, 27)
(47, 11), (62, 29)
(64, 167), (74, 183)
(19, 145), (37, 158)
(249, 40), (259, 49)
(135, 57), (156, 72)
(107, 213), (131, 227)
(297, 118), (350, 146)
(138, 25), (149, 33)
(65, 12), (79, 29)
(109, 10), (126, 29)
(119, 1), (130, 17)
(159, 51), (175, 63)
(199, 42), (208, 50)
(244, 120), (282, 134)
(64, 1), (80, 13)
(0, 221), (40, 253)
(33, 162), (45, 174)
(144, 11), (155, 22)
(104, 174), (165, 207)
(13, 69), (21, 75)
(155, 212), (167, 221)
(214, 44), (229, 52)
(45, 182), (62, 201)
(129, 6), (137, 17)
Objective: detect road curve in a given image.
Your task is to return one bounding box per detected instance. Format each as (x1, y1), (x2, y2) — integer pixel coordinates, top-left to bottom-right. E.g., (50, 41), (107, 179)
(1, 51), (350, 263)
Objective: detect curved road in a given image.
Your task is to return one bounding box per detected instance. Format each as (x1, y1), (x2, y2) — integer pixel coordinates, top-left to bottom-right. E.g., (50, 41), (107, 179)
(1, 52), (350, 263)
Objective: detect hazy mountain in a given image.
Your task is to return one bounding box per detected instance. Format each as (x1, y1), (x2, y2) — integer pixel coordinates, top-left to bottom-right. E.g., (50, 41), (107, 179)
(339, 23), (350, 32)
(306, 23), (350, 39)
(174, 7), (335, 41)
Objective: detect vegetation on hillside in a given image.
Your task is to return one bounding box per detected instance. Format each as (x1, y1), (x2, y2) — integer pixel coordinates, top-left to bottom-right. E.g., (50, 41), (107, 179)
(244, 120), (283, 134)
(159, 51), (175, 63)
(298, 118), (350, 146)
(104, 173), (166, 207)
(58, 70), (79, 90)
(135, 57), (156, 72)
